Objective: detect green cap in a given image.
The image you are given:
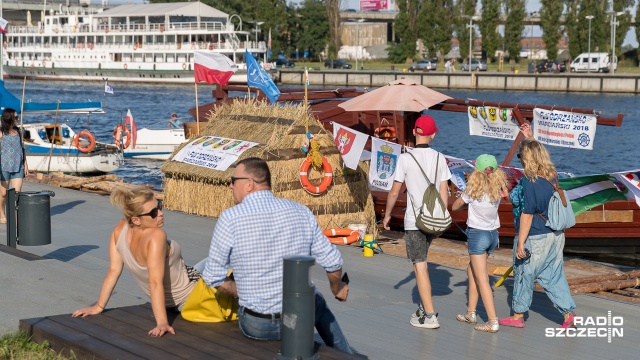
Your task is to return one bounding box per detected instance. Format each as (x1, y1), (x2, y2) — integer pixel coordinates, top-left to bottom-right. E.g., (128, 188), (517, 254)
(475, 154), (497, 172)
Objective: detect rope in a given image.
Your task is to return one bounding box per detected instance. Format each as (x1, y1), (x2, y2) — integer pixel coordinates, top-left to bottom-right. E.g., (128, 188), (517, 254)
(307, 138), (323, 169)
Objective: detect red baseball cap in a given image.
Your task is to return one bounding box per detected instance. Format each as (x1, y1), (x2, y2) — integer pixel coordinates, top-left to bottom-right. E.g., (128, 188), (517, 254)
(414, 115), (438, 136)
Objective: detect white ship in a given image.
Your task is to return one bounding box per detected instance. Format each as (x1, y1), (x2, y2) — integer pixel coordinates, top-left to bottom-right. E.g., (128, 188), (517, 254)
(2, 2), (269, 84)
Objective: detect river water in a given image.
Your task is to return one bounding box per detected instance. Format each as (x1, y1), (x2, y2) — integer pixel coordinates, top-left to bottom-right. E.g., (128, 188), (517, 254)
(4, 79), (639, 190)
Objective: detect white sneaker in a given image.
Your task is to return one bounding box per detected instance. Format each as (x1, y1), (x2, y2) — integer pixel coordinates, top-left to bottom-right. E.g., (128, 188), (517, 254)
(410, 303), (426, 319)
(410, 312), (440, 329)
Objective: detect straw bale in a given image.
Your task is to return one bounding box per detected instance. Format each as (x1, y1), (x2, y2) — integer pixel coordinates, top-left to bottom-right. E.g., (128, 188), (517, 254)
(162, 99), (376, 235)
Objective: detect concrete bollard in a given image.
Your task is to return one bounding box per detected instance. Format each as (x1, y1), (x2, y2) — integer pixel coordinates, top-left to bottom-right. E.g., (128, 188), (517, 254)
(276, 256), (319, 360)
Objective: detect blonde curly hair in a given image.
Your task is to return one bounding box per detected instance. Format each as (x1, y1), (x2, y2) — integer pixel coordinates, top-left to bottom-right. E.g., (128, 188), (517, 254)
(110, 186), (155, 225)
(465, 168), (508, 202)
(519, 138), (557, 181)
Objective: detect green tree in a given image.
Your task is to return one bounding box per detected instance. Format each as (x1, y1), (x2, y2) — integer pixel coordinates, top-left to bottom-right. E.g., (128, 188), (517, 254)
(478, 0), (501, 63)
(539, 0), (563, 61)
(293, 0), (329, 60)
(387, 0), (420, 63)
(574, 0), (609, 57)
(325, 0), (342, 59)
(417, 0), (454, 62)
(612, 0), (634, 59)
(503, 0), (526, 63)
(564, 1), (582, 58)
(452, 0), (477, 65)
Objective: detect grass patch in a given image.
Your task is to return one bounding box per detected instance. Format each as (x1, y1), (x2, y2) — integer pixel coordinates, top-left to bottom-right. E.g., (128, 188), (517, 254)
(0, 331), (71, 359)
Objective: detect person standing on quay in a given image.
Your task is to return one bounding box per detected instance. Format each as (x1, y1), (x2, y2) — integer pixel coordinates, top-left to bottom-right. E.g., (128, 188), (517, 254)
(451, 154), (508, 333)
(383, 115), (451, 329)
(0, 108), (29, 224)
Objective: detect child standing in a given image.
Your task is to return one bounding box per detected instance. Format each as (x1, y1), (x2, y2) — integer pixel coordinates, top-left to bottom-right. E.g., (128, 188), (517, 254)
(451, 154), (508, 332)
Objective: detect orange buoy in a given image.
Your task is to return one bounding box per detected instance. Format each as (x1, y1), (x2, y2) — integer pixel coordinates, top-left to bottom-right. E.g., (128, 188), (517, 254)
(74, 130), (96, 153)
(299, 156), (332, 195)
(323, 228), (361, 245)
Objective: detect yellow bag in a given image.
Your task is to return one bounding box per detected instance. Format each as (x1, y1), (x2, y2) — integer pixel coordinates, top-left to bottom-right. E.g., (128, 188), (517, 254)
(181, 278), (239, 322)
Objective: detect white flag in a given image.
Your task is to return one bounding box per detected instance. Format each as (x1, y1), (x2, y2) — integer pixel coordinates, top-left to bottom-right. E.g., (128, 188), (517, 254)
(468, 106), (520, 141)
(613, 170), (640, 208)
(369, 137), (402, 191)
(533, 108), (597, 150)
(104, 81), (114, 94)
(0, 18), (8, 34)
(332, 122), (369, 170)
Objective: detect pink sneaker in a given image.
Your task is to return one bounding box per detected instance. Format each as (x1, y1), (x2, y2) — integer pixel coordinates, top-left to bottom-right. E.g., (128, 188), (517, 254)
(498, 316), (525, 328)
(560, 312), (576, 329)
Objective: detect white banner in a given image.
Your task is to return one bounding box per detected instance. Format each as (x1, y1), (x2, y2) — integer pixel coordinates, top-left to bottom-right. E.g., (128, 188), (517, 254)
(333, 122), (369, 170)
(369, 137), (402, 191)
(468, 106), (520, 140)
(532, 108), (597, 150)
(172, 136), (259, 171)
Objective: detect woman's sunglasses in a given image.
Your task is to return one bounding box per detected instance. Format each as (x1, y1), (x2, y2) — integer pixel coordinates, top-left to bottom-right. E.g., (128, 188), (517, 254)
(138, 200), (163, 219)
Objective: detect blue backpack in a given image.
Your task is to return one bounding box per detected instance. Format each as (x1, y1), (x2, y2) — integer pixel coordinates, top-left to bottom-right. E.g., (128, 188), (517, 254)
(537, 178), (576, 231)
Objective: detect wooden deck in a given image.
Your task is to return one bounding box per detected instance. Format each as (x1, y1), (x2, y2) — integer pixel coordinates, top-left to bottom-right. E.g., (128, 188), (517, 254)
(20, 304), (364, 360)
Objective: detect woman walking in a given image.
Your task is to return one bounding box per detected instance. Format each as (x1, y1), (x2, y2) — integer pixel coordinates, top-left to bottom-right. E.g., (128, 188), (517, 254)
(72, 186), (207, 337)
(0, 108), (29, 224)
(499, 124), (576, 328)
(452, 154), (508, 332)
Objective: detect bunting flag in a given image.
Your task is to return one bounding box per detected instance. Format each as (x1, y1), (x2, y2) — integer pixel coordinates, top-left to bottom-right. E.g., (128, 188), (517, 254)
(125, 109), (138, 149)
(369, 137), (402, 191)
(612, 170), (640, 208)
(333, 122), (368, 170)
(0, 18), (8, 34)
(104, 81), (114, 94)
(305, 67), (309, 86)
(194, 51), (238, 85)
(533, 108), (598, 150)
(246, 49), (280, 103)
(468, 106), (520, 141)
(559, 174), (628, 215)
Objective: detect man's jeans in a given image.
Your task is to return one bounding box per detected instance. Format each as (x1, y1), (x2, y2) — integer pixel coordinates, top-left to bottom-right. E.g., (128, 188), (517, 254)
(238, 291), (352, 354)
(512, 231), (576, 315)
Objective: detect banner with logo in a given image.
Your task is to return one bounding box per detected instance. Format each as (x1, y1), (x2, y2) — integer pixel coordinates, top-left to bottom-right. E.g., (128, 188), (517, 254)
(369, 137), (402, 191)
(333, 122), (369, 170)
(532, 108), (597, 150)
(173, 136), (259, 171)
(468, 106), (520, 140)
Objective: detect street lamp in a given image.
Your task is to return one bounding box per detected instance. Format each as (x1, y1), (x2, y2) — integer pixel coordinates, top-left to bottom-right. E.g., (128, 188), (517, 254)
(586, 15), (594, 73)
(355, 19), (365, 71)
(608, 11), (623, 74)
(464, 15), (480, 74)
(248, 21), (264, 49)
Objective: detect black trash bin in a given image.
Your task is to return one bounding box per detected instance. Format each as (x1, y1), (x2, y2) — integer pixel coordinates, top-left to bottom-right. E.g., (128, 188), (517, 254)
(17, 191), (55, 246)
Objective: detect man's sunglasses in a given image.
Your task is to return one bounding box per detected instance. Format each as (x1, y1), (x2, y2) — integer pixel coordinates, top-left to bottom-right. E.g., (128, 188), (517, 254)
(138, 200), (163, 219)
(230, 176), (252, 185)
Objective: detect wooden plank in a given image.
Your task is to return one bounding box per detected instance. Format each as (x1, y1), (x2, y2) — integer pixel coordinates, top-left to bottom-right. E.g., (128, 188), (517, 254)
(576, 210), (634, 223)
(101, 308), (257, 360)
(20, 317), (143, 360)
(42, 313), (173, 359)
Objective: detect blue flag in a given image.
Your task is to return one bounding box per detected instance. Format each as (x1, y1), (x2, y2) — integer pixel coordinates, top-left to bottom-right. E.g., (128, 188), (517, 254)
(245, 50), (280, 103)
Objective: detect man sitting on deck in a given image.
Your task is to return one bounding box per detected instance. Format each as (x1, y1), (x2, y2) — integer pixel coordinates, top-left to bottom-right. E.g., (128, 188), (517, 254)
(201, 157), (353, 353)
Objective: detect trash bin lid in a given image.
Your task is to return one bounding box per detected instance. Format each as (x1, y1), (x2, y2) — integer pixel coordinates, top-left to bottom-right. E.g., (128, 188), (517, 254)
(18, 191), (55, 197)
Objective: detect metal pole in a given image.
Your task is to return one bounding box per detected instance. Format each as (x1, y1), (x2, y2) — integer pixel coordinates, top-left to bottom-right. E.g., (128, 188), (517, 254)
(586, 16), (593, 73)
(612, 15), (617, 74)
(468, 18), (472, 74)
(356, 22), (359, 71)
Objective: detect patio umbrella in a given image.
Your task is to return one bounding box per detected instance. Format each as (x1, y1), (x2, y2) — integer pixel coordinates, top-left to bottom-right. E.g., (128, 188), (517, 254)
(337, 78), (452, 112)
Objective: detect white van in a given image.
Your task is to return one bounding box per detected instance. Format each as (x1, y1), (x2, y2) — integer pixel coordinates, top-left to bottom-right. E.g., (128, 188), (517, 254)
(570, 52), (617, 73)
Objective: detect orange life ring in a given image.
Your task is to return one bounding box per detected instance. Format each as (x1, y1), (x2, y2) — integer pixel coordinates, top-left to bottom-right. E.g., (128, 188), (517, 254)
(323, 228), (361, 245)
(299, 156), (332, 195)
(113, 124), (131, 149)
(74, 130), (96, 153)
(133, 43), (138, 50)
(124, 63), (128, 70)
(182, 63), (187, 70)
(208, 44), (214, 50)
(374, 126), (397, 140)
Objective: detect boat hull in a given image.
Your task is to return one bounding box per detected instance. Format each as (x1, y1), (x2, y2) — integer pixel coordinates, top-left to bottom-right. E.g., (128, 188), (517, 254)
(123, 128), (185, 160)
(26, 144), (122, 174)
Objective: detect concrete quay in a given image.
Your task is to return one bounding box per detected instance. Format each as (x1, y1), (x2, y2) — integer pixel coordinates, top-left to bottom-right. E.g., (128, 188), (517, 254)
(277, 69), (640, 93)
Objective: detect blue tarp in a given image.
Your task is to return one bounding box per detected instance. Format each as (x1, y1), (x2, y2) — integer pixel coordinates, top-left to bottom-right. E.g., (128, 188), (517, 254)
(0, 80), (103, 114)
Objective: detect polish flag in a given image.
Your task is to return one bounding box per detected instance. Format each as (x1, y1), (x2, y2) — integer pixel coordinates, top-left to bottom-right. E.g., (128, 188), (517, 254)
(194, 51), (238, 85)
(125, 109), (138, 149)
(0, 18), (8, 34)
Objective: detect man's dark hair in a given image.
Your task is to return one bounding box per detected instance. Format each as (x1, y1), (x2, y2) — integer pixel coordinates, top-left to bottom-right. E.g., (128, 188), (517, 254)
(236, 157), (271, 188)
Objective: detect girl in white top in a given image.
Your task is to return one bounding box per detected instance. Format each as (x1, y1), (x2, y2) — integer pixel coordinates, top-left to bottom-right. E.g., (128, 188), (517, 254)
(451, 154), (508, 332)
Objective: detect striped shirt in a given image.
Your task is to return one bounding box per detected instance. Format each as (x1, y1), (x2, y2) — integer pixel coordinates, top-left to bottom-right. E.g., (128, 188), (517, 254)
(202, 191), (343, 314)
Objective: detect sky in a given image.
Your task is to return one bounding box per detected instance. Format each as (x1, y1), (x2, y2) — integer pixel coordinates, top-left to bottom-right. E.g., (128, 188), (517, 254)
(104, 0), (637, 46)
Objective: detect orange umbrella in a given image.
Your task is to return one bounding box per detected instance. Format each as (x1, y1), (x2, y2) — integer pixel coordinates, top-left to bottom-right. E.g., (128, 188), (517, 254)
(337, 78), (452, 112)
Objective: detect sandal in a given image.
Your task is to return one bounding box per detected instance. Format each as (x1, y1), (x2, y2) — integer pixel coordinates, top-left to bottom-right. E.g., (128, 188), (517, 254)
(474, 318), (499, 333)
(456, 310), (477, 324)
(0, 218), (6, 224)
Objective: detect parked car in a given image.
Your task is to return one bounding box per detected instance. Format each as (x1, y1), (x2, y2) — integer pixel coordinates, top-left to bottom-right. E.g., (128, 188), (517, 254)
(324, 59), (353, 69)
(535, 60), (566, 73)
(460, 59), (487, 71)
(409, 59), (437, 72)
(270, 58), (295, 68)
(569, 52), (617, 73)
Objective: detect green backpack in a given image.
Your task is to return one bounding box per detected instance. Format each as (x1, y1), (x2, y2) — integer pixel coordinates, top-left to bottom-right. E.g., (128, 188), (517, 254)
(408, 152), (452, 235)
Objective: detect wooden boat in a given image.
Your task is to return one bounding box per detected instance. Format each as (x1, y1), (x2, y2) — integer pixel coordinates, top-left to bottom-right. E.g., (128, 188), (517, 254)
(188, 85), (640, 262)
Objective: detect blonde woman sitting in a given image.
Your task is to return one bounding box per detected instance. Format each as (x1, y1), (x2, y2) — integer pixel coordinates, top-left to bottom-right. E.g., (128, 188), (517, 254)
(72, 186), (206, 337)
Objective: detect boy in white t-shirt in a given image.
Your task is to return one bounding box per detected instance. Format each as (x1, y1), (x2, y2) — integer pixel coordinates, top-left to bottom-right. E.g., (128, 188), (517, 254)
(383, 115), (451, 329)
(451, 154), (509, 332)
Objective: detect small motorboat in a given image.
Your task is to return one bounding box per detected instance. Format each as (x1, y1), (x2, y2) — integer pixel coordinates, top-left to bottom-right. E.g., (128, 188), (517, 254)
(23, 123), (123, 174)
(122, 127), (186, 160)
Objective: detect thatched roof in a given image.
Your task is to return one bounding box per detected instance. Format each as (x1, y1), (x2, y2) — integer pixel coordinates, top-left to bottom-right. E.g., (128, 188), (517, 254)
(161, 100), (376, 234)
